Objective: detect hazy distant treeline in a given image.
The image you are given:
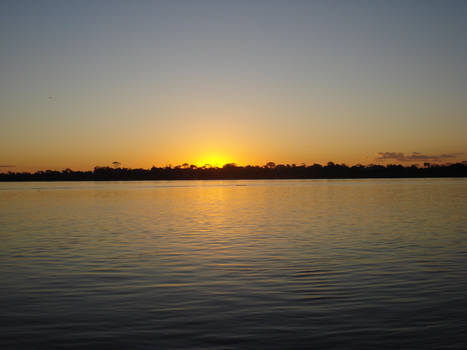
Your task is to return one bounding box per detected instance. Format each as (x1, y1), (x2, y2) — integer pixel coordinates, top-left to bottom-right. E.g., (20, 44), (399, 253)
(1, 162), (466, 181)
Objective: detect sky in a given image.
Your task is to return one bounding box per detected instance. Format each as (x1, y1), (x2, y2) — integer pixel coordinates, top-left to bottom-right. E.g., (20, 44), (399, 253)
(1, 0), (466, 171)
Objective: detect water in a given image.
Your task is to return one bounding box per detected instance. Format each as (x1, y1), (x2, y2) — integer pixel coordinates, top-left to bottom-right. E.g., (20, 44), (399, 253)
(1, 179), (466, 349)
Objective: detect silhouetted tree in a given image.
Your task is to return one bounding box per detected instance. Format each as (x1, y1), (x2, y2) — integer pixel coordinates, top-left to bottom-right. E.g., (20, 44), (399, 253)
(1, 162), (466, 181)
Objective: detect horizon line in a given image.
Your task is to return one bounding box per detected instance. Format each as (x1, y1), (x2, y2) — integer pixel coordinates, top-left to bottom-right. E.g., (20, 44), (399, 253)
(3, 160), (467, 174)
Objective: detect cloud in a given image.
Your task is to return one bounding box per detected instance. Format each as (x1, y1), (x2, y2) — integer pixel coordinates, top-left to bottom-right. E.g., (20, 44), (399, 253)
(376, 152), (462, 162)
(376, 152), (406, 161)
(0, 165), (15, 168)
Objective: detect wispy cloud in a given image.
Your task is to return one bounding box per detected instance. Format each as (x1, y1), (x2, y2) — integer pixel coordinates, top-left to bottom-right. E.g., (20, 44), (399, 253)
(376, 152), (462, 162)
(0, 164), (15, 168)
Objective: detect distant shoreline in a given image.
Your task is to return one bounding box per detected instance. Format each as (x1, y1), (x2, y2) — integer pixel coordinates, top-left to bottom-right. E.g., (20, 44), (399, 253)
(0, 177), (466, 183)
(1, 163), (466, 181)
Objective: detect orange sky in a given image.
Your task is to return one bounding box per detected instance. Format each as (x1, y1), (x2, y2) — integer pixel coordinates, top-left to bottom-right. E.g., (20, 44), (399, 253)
(1, 1), (466, 172)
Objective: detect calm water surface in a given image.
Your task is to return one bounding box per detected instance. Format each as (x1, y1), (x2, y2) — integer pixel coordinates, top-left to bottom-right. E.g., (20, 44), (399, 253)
(1, 179), (466, 349)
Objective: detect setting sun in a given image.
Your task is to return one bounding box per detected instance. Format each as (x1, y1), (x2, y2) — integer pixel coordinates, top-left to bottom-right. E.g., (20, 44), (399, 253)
(194, 153), (234, 168)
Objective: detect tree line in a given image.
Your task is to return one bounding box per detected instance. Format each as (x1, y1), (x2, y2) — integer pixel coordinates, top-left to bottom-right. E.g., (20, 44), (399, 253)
(1, 162), (466, 181)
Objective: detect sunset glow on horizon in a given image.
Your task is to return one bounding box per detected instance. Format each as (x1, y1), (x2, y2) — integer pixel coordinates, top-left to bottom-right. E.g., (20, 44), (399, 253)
(1, 0), (466, 172)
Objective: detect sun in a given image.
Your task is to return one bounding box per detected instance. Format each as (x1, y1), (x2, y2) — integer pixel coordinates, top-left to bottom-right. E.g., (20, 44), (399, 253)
(194, 153), (233, 168)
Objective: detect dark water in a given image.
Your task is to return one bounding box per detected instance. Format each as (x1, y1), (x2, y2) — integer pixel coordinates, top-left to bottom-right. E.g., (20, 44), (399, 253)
(1, 179), (466, 349)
